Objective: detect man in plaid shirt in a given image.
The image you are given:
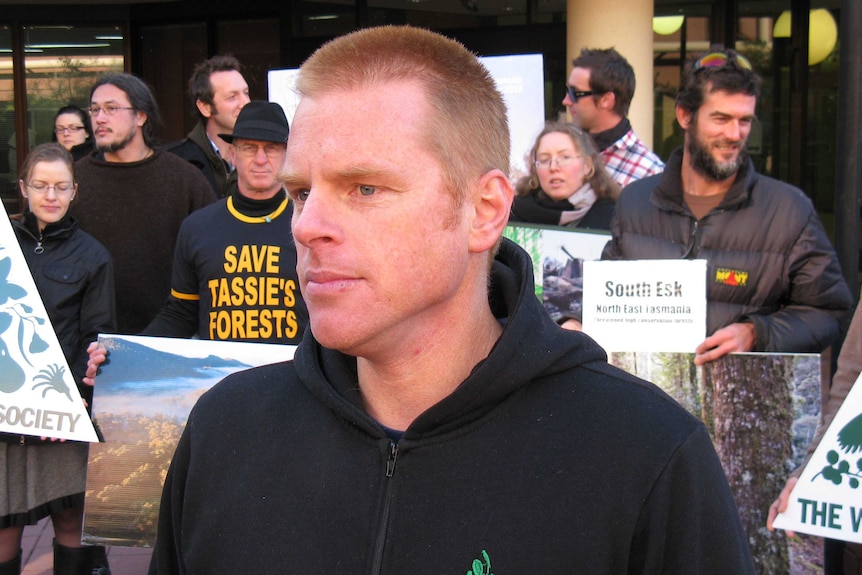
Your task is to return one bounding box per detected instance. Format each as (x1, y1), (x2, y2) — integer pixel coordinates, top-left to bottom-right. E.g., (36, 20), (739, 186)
(563, 47), (664, 188)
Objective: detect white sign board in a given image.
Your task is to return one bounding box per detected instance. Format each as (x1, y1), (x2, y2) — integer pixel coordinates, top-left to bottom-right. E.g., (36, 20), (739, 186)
(267, 53), (545, 179)
(773, 372), (862, 543)
(0, 204), (98, 442)
(479, 53), (546, 178)
(582, 259), (708, 352)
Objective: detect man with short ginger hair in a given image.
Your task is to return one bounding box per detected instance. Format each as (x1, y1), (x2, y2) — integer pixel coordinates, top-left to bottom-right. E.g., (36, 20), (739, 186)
(150, 26), (754, 574)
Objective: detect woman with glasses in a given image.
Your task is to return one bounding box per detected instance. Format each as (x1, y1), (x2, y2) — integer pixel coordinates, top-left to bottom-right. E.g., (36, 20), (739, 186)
(510, 121), (620, 230)
(0, 143), (114, 574)
(52, 106), (94, 161)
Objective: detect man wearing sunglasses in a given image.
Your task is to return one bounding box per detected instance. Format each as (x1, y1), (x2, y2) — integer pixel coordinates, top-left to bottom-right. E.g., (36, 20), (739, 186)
(603, 49), (852, 366)
(563, 47), (664, 188)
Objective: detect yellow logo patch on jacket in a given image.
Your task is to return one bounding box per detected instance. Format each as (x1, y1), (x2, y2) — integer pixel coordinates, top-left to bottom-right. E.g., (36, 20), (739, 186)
(715, 268), (748, 287)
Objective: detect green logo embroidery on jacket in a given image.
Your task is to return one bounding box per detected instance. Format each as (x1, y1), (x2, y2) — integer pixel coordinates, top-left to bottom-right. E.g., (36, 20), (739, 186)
(467, 550), (494, 575)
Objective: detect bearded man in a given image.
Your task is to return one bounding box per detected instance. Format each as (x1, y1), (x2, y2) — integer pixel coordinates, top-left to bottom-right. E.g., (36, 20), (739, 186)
(602, 48), (852, 364)
(73, 73), (215, 333)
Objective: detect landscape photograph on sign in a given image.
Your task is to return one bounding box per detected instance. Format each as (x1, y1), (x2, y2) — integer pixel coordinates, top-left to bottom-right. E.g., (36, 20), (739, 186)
(83, 335), (294, 547)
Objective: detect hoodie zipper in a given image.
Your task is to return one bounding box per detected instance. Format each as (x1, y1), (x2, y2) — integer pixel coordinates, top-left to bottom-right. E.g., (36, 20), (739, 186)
(370, 440), (399, 575)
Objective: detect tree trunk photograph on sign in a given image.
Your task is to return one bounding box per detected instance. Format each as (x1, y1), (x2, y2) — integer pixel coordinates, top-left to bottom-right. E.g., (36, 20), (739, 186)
(610, 352), (823, 575)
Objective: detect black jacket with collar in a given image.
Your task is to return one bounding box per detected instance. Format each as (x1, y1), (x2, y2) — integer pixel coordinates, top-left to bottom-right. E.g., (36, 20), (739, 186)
(11, 212), (116, 399)
(164, 122), (234, 199)
(603, 148), (853, 351)
(151, 239), (753, 574)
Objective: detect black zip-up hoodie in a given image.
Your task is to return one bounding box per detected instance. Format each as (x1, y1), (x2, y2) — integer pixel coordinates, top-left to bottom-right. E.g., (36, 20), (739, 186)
(151, 239), (754, 575)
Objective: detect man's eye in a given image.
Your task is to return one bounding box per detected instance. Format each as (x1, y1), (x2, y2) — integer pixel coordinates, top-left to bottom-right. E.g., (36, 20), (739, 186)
(358, 185), (376, 196)
(295, 190), (310, 201)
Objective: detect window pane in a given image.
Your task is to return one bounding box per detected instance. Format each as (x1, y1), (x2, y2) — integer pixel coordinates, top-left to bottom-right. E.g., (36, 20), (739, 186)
(0, 25), (15, 211)
(217, 19), (280, 105)
(22, 25), (124, 148)
(140, 23), (207, 141)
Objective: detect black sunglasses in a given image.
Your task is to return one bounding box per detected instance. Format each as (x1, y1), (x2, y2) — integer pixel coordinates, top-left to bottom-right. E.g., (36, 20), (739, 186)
(566, 85), (594, 102)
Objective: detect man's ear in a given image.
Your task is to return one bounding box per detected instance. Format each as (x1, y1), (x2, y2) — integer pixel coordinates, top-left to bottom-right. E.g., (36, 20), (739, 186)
(195, 99), (214, 120)
(468, 169), (514, 255)
(135, 110), (148, 129)
(598, 91), (616, 111)
(676, 105), (693, 130)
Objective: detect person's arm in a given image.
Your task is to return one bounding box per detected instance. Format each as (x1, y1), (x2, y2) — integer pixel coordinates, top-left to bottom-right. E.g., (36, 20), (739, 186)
(140, 219), (200, 339)
(140, 297), (200, 338)
(631, 424), (755, 574)
(746, 211), (852, 353)
(74, 254), (116, 387)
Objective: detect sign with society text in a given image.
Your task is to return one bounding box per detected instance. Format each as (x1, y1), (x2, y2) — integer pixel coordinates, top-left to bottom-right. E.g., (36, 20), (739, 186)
(0, 203), (98, 442)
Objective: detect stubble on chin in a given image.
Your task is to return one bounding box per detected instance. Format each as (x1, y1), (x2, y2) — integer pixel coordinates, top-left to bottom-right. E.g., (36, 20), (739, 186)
(96, 130), (136, 154)
(688, 138), (747, 182)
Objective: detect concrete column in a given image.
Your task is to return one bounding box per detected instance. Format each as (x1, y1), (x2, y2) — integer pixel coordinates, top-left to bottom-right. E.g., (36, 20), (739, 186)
(566, 0), (656, 148)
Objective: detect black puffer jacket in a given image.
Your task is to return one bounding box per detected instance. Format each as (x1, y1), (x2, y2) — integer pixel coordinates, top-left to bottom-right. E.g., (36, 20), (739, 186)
(602, 148), (853, 352)
(11, 212), (116, 402)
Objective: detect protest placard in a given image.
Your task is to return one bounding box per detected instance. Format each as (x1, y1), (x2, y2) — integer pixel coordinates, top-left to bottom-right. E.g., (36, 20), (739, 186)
(774, 372), (862, 543)
(582, 259), (708, 352)
(0, 203), (97, 442)
(83, 335), (294, 546)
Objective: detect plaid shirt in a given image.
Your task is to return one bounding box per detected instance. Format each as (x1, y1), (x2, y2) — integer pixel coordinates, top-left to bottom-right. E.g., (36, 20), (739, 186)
(600, 128), (664, 188)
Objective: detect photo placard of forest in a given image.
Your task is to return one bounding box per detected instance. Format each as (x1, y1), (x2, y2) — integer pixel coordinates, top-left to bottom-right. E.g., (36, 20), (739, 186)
(609, 351), (823, 575)
(83, 335), (295, 547)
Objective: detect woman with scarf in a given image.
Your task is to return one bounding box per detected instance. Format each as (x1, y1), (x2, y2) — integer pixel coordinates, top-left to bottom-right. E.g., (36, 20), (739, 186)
(510, 121), (620, 229)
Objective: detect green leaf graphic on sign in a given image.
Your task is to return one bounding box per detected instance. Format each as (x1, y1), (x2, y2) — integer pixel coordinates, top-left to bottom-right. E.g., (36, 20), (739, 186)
(838, 414), (862, 454)
(813, 414), (862, 488)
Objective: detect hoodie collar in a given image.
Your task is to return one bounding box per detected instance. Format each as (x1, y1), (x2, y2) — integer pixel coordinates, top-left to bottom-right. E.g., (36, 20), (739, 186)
(293, 238), (608, 439)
